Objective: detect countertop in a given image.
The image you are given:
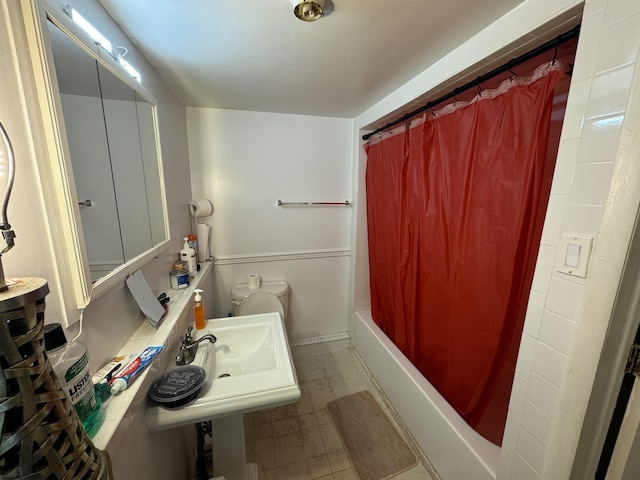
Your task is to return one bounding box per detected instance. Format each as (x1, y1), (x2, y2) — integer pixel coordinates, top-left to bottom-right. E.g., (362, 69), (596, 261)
(91, 261), (213, 452)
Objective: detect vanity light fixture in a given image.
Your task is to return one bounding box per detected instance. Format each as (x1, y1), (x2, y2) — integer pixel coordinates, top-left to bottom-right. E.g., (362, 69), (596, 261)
(118, 58), (141, 82)
(62, 4), (142, 82)
(290, 0), (325, 22)
(63, 6), (113, 54)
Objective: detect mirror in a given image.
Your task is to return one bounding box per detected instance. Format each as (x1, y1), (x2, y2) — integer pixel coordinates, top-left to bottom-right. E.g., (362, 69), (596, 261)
(46, 17), (168, 284)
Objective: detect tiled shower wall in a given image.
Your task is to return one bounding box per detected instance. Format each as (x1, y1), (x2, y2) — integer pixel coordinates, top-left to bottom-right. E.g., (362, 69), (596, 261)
(351, 0), (640, 479)
(500, 1), (640, 479)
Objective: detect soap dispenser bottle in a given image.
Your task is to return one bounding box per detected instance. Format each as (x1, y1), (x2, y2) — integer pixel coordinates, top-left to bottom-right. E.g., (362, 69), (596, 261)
(193, 288), (206, 330)
(180, 236), (197, 274)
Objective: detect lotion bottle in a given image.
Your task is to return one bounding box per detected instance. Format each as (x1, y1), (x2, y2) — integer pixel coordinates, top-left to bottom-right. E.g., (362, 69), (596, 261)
(180, 236), (197, 274)
(194, 288), (206, 330)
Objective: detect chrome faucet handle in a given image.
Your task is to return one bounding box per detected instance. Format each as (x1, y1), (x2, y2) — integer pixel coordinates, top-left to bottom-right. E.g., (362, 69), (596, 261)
(176, 326), (196, 365)
(176, 328), (216, 366)
(184, 325), (194, 342)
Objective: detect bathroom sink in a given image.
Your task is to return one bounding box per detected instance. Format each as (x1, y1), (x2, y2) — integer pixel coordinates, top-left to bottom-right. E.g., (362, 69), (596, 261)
(146, 312), (300, 431)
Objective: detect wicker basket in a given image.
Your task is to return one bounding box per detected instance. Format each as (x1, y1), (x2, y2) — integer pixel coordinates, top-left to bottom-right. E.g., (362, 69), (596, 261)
(0, 278), (112, 480)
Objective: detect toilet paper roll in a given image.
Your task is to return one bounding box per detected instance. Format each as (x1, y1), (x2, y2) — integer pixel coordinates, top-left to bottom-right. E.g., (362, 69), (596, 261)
(196, 223), (211, 262)
(189, 199), (214, 218)
(247, 274), (261, 290)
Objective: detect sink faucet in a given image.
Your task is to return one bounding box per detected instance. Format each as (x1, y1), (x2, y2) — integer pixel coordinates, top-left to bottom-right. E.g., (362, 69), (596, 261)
(175, 326), (217, 366)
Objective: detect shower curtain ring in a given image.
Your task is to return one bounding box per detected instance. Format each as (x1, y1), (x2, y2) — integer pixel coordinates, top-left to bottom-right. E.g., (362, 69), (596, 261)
(452, 87), (461, 106)
(475, 78), (483, 97)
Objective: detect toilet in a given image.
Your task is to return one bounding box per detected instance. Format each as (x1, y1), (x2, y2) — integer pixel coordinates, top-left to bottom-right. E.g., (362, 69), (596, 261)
(231, 280), (290, 327)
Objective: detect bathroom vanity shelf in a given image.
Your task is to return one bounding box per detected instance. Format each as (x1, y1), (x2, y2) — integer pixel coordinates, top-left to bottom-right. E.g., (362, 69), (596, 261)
(91, 262), (213, 453)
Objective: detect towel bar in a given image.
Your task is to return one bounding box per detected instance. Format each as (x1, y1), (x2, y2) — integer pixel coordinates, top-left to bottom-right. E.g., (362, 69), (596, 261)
(277, 200), (350, 207)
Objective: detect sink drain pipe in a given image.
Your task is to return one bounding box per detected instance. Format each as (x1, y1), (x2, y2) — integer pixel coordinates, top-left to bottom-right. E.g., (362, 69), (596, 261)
(195, 420), (213, 480)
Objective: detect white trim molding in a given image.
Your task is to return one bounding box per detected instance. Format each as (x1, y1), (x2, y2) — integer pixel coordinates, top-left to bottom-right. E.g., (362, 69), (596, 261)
(289, 332), (350, 347)
(213, 247), (351, 265)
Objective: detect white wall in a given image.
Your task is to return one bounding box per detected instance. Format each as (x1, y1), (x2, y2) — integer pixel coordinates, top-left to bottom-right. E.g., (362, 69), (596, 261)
(187, 108), (353, 340)
(353, 0), (640, 479)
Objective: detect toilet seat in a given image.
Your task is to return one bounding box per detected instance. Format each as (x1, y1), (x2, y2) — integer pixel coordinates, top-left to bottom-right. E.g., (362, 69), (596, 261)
(238, 291), (285, 318)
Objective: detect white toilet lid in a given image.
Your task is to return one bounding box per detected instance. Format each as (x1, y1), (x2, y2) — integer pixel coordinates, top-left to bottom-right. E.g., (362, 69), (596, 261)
(239, 291), (284, 318)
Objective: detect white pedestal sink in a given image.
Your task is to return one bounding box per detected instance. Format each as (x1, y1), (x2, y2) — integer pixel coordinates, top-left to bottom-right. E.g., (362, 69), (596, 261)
(210, 414), (258, 480)
(146, 312), (300, 479)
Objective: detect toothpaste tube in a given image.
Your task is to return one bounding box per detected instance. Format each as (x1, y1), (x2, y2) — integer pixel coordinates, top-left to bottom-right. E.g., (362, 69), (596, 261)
(110, 346), (164, 394)
(92, 353), (137, 385)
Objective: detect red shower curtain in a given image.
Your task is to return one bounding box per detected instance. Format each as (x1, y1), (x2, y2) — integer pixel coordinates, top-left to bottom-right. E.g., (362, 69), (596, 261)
(365, 62), (566, 445)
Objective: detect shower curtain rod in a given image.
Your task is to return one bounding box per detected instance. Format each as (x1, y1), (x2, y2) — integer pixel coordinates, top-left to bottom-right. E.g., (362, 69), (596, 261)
(362, 24), (581, 141)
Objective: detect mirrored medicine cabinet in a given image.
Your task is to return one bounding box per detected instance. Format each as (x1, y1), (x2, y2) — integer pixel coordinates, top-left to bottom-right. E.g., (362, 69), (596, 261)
(18, 0), (170, 322)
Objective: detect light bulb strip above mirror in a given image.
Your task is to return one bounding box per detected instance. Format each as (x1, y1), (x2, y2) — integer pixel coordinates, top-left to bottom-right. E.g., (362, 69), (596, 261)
(60, 3), (141, 82)
(62, 5), (112, 54)
(45, 2), (149, 99)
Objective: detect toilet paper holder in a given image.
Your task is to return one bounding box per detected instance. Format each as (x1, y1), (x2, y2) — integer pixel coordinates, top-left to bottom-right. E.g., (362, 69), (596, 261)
(189, 199), (214, 218)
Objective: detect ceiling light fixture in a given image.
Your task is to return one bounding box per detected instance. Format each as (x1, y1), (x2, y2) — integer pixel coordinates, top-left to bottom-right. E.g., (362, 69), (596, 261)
(290, 0), (324, 22)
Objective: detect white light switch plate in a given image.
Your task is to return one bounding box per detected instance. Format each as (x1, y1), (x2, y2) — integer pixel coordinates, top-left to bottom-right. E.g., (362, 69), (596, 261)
(557, 235), (593, 278)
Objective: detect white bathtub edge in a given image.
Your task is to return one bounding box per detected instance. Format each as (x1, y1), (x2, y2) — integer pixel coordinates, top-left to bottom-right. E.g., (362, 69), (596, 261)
(353, 310), (500, 480)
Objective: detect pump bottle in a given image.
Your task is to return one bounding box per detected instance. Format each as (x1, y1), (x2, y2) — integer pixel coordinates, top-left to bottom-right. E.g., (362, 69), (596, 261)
(180, 236), (197, 274)
(194, 288), (206, 330)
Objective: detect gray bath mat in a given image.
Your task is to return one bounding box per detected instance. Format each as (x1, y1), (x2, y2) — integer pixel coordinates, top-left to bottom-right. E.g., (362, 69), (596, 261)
(326, 390), (418, 480)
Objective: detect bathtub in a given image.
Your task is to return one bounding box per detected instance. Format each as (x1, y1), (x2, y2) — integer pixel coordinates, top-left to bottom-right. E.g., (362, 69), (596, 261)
(353, 310), (500, 480)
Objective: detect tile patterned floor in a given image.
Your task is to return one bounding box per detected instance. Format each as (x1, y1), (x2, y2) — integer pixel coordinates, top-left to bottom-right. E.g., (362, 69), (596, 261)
(243, 346), (436, 480)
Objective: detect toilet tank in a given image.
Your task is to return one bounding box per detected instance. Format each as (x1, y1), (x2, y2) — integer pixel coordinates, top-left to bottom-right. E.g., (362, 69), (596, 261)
(231, 280), (290, 322)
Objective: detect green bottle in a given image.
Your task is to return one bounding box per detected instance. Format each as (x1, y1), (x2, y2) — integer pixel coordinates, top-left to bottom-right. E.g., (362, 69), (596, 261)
(44, 323), (105, 437)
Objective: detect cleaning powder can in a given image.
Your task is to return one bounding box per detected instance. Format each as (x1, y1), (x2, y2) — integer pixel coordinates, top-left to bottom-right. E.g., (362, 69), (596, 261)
(170, 262), (190, 289)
